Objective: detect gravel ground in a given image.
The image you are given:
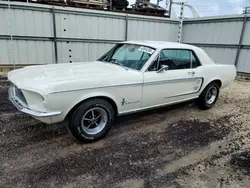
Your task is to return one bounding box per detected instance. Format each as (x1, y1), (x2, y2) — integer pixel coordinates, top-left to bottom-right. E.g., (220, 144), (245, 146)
(1, 79), (250, 188)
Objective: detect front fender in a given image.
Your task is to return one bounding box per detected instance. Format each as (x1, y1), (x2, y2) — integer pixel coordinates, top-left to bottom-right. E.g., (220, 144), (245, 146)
(64, 91), (119, 118)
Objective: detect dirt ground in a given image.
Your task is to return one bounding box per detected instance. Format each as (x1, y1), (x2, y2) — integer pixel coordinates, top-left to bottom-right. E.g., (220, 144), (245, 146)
(1, 78), (250, 188)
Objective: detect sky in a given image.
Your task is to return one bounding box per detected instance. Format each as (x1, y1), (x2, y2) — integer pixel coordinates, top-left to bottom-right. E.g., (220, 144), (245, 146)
(128, 0), (249, 17)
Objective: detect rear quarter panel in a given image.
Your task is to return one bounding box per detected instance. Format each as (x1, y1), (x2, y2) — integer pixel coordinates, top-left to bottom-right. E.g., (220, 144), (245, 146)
(198, 64), (236, 92)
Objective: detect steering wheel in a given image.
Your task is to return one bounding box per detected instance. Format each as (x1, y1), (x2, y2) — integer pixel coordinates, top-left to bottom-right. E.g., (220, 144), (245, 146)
(110, 59), (122, 64)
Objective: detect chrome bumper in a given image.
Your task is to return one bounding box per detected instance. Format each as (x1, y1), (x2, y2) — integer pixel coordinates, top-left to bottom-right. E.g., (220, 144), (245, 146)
(8, 87), (61, 117)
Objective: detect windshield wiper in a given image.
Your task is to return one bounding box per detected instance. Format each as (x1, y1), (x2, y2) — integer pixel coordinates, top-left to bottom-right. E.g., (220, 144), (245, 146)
(109, 61), (128, 71)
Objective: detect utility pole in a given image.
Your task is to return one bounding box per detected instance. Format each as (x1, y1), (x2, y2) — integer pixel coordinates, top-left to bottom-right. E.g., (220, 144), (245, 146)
(168, 0), (172, 18)
(243, 6), (250, 14)
(177, 2), (185, 43)
(8, 0), (15, 69)
(157, 0), (162, 6)
(110, 0), (112, 10)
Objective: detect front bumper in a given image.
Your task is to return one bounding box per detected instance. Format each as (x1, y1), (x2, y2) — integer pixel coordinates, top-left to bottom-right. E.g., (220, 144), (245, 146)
(8, 87), (62, 117)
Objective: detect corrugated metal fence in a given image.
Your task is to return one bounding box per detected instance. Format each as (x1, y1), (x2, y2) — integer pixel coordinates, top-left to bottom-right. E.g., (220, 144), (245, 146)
(1, 1), (250, 74)
(0, 1), (178, 66)
(182, 15), (250, 74)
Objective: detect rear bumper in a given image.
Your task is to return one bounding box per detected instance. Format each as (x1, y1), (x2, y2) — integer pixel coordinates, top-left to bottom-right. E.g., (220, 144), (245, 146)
(8, 87), (61, 117)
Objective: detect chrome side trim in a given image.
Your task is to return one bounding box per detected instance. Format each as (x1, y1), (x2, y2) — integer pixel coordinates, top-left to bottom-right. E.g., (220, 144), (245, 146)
(143, 77), (203, 85)
(50, 82), (143, 94)
(8, 87), (61, 117)
(163, 78), (204, 98)
(50, 77), (203, 94)
(164, 91), (198, 99)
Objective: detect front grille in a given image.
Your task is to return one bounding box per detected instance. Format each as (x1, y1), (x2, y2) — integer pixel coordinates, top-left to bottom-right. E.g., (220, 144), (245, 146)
(13, 86), (27, 106)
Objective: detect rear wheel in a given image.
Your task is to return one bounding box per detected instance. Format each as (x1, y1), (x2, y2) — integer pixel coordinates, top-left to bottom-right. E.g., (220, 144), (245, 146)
(67, 99), (115, 142)
(196, 82), (220, 110)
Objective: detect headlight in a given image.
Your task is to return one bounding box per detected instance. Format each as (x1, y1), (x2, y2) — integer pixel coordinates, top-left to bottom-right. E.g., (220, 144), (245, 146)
(21, 90), (47, 111)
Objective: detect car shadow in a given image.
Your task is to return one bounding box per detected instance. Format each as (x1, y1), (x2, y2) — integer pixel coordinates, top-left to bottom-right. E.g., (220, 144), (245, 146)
(114, 100), (196, 129)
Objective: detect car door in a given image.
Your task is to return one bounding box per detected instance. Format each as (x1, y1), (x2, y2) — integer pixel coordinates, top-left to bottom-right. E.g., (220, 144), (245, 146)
(141, 49), (203, 108)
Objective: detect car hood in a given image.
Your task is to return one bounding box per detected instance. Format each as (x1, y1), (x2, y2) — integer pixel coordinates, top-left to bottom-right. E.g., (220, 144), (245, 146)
(8, 61), (142, 94)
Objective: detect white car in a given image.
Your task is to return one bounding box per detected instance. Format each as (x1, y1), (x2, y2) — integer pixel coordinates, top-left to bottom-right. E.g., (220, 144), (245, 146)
(8, 41), (236, 142)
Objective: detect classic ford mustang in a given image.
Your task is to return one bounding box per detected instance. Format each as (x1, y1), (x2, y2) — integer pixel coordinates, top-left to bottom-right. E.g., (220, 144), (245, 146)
(8, 41), (236, 142)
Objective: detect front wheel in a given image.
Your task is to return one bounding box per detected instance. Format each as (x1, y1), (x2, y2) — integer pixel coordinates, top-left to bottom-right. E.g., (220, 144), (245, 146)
(67, 99), (115, 143)
(196, 82), (220, 110)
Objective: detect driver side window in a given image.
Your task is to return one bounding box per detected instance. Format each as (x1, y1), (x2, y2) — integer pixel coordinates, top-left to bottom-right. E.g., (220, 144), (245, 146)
(148, 49), (201, 71)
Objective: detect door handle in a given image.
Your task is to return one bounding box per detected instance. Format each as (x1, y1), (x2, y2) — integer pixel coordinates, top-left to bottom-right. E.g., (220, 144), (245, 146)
(188, 71), (195, 75)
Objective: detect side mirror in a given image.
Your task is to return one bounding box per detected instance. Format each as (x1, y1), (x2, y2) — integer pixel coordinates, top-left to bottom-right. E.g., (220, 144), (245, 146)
(156, 65), (169, 73)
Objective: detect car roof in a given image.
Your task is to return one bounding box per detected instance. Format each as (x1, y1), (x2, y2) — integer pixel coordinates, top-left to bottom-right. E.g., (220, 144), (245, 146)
(119, 40), (199, 50)
(119, 40), (215, 66)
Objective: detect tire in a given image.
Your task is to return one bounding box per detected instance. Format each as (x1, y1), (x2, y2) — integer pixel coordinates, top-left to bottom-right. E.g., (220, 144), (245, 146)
(67, 99), (115, 143)
(196, 82), (220, 110)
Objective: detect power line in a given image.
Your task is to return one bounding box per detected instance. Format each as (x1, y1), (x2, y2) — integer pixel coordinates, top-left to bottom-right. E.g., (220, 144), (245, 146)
(172, 5), (244, 10)
(193, 5), (244, 8)
(194, 4), (243, 6)
(193, 6), (244, 9)
(172, 4), (245, 14)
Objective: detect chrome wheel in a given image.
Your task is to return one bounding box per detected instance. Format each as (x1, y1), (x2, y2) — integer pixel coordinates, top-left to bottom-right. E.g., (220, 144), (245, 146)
(206, 86), (218, 105)
(81, 107), (108, 135)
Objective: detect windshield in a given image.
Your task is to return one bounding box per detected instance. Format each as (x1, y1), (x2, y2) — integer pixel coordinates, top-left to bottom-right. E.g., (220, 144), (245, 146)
(98, 44), (155, 70)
